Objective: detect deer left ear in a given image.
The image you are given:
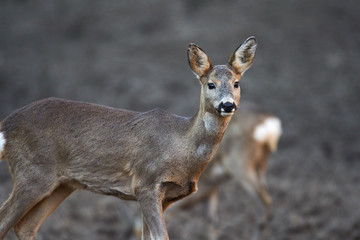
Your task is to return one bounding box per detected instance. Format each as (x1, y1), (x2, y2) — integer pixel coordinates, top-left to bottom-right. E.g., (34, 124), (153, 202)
(228, 37), (257, 75)
(188, 43), (212, 78)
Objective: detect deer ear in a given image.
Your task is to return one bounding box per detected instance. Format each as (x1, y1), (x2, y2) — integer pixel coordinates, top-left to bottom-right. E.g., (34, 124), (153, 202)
(188, 43), (212, 78)
(228, 37), (257, 75)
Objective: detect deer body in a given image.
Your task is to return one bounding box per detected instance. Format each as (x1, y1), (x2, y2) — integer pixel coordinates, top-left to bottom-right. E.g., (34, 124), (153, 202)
(3, 99), (211, 198)
(0, 37), (257, 240)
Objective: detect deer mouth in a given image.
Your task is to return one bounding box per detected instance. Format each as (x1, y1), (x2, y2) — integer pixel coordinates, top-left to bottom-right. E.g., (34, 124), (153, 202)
(219, 111), (235, 117)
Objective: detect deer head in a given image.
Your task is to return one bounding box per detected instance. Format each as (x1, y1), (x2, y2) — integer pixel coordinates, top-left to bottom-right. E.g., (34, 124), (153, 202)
(188, 37), (257, 118)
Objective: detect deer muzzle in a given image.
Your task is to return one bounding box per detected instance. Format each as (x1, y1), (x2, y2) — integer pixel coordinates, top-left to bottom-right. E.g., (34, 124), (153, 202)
(218, 102), (237, 115)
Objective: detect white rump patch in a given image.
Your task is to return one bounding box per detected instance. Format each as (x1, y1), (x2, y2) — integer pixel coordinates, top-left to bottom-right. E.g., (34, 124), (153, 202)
(253, 117), (282, 150)
(0, 132), (5, 153)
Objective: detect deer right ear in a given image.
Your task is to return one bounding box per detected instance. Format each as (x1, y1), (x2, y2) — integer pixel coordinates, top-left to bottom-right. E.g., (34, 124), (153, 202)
(188, 43), (212, 78)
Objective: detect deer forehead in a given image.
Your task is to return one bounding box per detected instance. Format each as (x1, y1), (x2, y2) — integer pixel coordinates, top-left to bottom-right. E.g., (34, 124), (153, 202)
(207, 65), (238, 84)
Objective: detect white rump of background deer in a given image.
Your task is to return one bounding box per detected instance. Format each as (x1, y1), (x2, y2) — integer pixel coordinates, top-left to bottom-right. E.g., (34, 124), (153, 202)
(0, 37), (257, 240)
(164, 102), (282, 240)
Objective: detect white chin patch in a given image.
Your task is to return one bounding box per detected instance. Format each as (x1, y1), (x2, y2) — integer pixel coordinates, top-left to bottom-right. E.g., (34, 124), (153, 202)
(220, 112), (234, 117)
(0, 132), (5, 153)
(220, 109), (235, 117)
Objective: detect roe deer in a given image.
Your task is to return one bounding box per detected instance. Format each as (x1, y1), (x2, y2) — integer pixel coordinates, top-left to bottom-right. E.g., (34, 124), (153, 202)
(167, 102), (282, 240)
(0, 37), (257, 240)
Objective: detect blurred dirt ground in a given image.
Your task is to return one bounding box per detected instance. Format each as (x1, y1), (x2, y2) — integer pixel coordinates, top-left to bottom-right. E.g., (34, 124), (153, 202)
(1, 0), (360, 239)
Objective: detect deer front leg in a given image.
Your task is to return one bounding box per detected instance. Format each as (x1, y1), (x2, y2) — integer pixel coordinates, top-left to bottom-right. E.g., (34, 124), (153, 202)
(137, 186), (169, 240)
(141, 216), (151, 240)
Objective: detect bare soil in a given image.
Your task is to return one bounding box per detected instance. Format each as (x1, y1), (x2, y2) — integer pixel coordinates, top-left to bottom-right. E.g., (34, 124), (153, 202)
(0, 0), (360, 239)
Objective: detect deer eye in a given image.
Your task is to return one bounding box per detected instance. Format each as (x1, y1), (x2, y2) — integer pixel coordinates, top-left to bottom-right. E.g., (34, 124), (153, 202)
(208, 83), (216, 90)
(234, 82), (239, 88)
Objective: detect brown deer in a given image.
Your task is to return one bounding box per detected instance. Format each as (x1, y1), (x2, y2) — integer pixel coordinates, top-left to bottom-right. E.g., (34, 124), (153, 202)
(0, 37), (257, 240)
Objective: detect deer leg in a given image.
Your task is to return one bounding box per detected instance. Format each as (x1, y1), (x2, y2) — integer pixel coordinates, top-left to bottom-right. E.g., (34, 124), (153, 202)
(256, 184), (272, 222)
(137, 188), (168, 240)
(207, 189), (219, 225)
(250, 193), (264, 240)
(141, 216), (151, 240)
(207, 189), (220, 240)
(250, 183), (272, 240)
(255, 152), (272, 222)
(140, 201), (168, 240)
(14, 184), (74, 240)
(0, 179), (57, 239)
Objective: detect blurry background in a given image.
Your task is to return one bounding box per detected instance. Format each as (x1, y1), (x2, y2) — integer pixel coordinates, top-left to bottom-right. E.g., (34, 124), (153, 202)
(1, 0), (360, 239)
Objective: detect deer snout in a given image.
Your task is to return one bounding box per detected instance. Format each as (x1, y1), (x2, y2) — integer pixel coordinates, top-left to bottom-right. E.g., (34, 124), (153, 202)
(218, 102), (237, 115)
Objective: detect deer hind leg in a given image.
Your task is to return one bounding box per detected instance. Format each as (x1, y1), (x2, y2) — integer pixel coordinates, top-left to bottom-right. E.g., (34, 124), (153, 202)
(0, 177), (58, 239)
(254, 157), (272, 222)
(248, 188), (270, 240)
(250, 181), (272, 240)
(240, 168), (271, 240)
(14, 184), (74, 240)
(207, 189), (220, 240)
(256, 184), (272, 222)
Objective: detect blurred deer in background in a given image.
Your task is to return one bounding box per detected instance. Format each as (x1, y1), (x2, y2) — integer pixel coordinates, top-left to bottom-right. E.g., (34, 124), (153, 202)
(0, 37), (257, 240)
(165, 102), (282, 240)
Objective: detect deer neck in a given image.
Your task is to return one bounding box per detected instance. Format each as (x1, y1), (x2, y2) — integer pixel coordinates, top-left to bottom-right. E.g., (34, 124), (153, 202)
(177, 106), (231, 183)
(188, 100), (232, 156)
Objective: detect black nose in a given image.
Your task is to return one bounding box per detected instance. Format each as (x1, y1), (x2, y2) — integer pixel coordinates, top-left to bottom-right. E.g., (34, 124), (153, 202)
(219, 102), (236, 113)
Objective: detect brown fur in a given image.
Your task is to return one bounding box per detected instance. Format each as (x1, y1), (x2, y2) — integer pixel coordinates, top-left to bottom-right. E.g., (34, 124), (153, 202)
(0, 37), (257, 240)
